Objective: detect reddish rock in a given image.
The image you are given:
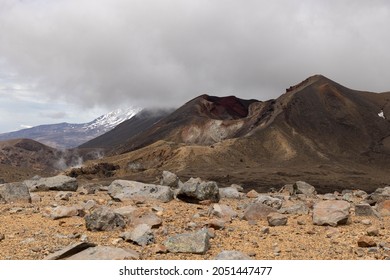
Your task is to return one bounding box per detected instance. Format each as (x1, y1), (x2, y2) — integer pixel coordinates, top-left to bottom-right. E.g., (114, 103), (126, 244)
(357, 236), (377, 248)
(267, 213), (288, 226)
(312, 200), (350, 226)
(377, 200), (390, 216)
(243, 203), (276, 221)
(206, 219), (225, 230)
(246, 190), (259, 198)
(366, 226), (379, 237)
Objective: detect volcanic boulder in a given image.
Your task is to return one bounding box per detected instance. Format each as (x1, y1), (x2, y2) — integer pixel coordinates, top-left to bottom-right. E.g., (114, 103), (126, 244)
(0, 182), (31, 203)
(108, 180), (173, 203)
(177, 177), (220, 203)
(312, 200), (350, 226)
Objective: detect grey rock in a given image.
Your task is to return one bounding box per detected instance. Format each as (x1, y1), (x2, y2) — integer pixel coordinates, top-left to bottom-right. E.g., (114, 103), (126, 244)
(243, 203), (276, 221)
(353, 190), (368, 198)
(273, 244), (281, 254)
(365, 186), (390, 204)
(278, 202), (309, 215)
(83, 200), (97, 211)
(210, 204), (238, 221)
(108, 180), (173, 203)
(77, 183), (100, 195)
(160, 171), (180, 188)
(44, 242), (96, 260)
(279, 184), (294, 195)
(30, 193), (41, 203)
(9, 207), (23, 214)
(177, 178), (220, 203)
(0, 182), (31, 203)
(368, 247), (379, 254)
(131, 212), (162, 228)
(80, 234), (89, 242)
(206, 228), (215, 238)
(322, 193), (337, 200)
(360, 219), (372, 225)
(219, 186), (242, 199)
(85, 206), (126, 231)
(164, 229), (210, 254)
(261, 227), (270, 234)
(113, 205), (138, 220)
(366, 226), (379, 236)
(255, 195), (282, 209)
(355, 203), (379, 217)
(66, 246), (139, 260)
(121, 224), (154, 246)
(206, 218), (226, 230)
(293, 181), (316, 196)
(341, 189), (353, 195)
(55, 192), (72, 201)
(267, 212), (288, 226)
(379, 242), (390, 250)
(354, 248), (365, 257)
(25, 175), (78, 192)
(186, 222), (198, 230)
(230, 184), (244, 192)
(99, 186), (109, 192)
(313, 200), (350, 226)
(342, 192), (354, 202)
(152, 206), (164, 212)
(21, 238), (35, 244)
(325, 227), (340, 238)
(45, 206), (79, 220)
(214, 250), (252, 260)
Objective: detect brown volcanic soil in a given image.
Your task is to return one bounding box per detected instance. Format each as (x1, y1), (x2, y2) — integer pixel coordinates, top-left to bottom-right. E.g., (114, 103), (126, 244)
(0, 139), (104, 183)
(0, 183), (389, 260)
(74, 139), (389, 195)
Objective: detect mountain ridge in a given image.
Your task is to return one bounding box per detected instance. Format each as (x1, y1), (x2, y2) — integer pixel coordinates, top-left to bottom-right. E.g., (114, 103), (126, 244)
(1, 74), (389, 192)
(71, 74), (390, 193)
(0, 106), (141, 149)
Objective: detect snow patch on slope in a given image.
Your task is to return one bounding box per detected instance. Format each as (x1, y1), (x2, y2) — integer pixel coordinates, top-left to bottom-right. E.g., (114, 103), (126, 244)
(83, 107), (142, 131)
(378, 110), (386, 119)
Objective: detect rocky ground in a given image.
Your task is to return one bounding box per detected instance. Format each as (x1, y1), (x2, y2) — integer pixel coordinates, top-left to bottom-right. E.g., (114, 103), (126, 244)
(0, 172), (390, 260)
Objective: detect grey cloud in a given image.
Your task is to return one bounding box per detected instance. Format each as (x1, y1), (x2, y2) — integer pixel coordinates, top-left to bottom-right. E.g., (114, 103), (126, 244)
(39, 111), (68, 119)
(0, 0), (389, 112)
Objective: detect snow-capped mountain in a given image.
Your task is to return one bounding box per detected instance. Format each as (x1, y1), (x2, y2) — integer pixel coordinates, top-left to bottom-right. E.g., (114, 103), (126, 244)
(0, 106), (142, 149)
(83, 107), (142, 132)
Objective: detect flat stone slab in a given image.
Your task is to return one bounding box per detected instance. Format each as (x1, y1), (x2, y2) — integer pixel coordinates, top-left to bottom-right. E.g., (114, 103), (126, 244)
(0, 182), (31, 203)
(24, 175), (78, 192)
(66, 246), (139, 260)
(108, 180), (173, 203)
(44, 242), (96, 260)
(214, 250), (252, 260)
(164, 229), (210, 254)
(243, 203), (276, 221)
(313, 200), (350, 226)
(44, 206), (79, 220)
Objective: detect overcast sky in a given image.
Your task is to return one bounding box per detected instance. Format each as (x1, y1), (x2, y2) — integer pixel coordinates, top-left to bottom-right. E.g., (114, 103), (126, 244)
(1, 0), (390, 132)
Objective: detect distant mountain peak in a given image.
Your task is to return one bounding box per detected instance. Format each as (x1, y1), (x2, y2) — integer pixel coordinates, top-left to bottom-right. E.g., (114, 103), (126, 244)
(0, 106), (142, 149)
(83, 106), (142, 131)
(285, 74), (328, 93)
